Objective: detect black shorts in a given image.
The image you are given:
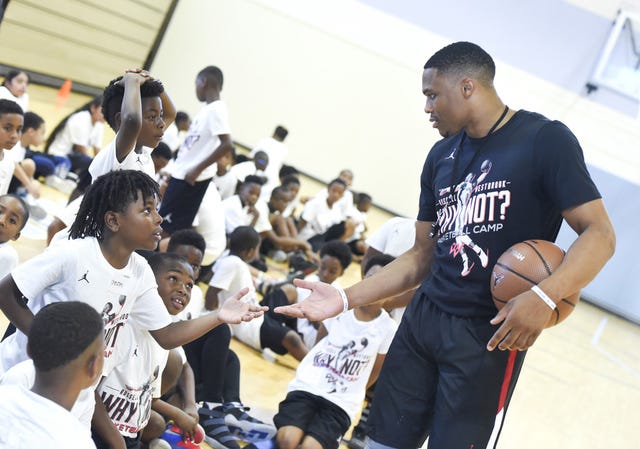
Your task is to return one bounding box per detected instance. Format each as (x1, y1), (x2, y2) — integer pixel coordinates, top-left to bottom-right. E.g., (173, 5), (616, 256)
(367, 294), (526, 449)
(274, 390), (351, 449)
(92, 429), (141, 449)
(259, 314), (293, 355)
(158, 177), (211, 234)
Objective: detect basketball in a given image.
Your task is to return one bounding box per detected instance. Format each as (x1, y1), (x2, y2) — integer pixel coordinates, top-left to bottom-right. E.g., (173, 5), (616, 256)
(490, 239), (580, 327)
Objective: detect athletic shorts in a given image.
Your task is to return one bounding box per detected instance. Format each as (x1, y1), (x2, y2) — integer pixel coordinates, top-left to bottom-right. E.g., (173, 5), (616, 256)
(159, 177), (210, 234)
(260, 314), (293, 355)
(367, 293), (526, 449)
(274, 390), (351, 449)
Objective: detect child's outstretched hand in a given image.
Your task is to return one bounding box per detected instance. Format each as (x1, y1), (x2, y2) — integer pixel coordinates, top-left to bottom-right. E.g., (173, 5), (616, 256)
(218, 287), (268, 324)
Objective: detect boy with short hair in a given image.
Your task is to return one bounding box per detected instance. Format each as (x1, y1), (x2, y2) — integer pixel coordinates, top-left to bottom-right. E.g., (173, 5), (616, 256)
(0, 99), (24, 195)
(0, 193), (29, 279)
(8, 110), (46, 197)
(160, 65), (233, 235)
(0, 301), (104, 448)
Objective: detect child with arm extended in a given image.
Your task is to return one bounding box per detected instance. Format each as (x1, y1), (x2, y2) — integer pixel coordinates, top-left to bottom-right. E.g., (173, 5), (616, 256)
(0, 169), (266, 448)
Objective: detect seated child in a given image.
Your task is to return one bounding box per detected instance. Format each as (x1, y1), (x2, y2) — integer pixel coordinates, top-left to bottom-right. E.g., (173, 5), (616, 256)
(344, 192), (372, 258)
(8, 111), (46, 198)
(230, 150), (268, 185)
(168, 228), (275, 449)
(0, 301), (104, 449)
(0, 99), (24, 196)
(272, 254), (397, 449)
(212, 146), (239, 200)
(94, 252), (200, 449)
(262, 240), (353, 349)
(0, 193), (29, 279)
(206, 226), (308, 362)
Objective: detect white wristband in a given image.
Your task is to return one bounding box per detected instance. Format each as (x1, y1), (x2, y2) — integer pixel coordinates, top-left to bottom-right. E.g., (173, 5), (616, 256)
(531, 285), (556, 310)
(336, 286), (349, 314)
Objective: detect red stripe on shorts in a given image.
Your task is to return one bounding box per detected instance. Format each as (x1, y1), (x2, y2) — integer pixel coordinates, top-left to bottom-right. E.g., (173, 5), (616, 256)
(496, 350), (517, 412)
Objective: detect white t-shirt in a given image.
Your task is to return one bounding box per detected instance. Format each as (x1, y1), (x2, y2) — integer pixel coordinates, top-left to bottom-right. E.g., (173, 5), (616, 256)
(0, 150), (16, 195)
(296, 274), (341, 348)
(9, 141), (26, 162)
(250, 137), (287, 198)
(177, 285), (207, 320)
(209, 254), (263, 349)
(213, 169), (239, 200)
(162, 122), (183, 152)
(0, 241), (19, 279)
(365, 217), (415, 257)
(222, 195), (272, 234)
(229, 161), (264, 183)
(48, 110), (104, 157)
(0, 86), (29, 112)
(313, 188), (355, 219)
(172, 101), (230, 181)
(0, 359), (95, 428)
(0, 384), (95, 449)
(0, 237), (172, 375)
(298, 195), (345, 242)
(192, 181), (227, 264)
(97, 324), (166, 438)
(288, 309), (396, 420)
(89, 140), (155, 181)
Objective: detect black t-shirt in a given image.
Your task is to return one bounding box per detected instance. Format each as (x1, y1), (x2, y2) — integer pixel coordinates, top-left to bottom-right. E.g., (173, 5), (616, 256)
(417, 110), (600, 318)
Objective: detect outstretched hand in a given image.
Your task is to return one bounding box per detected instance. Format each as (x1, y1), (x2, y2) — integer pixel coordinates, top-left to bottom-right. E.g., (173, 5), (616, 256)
(274, 279), (344, 321)
(218, 287), (268, 324)
(486, 289), (552, 352)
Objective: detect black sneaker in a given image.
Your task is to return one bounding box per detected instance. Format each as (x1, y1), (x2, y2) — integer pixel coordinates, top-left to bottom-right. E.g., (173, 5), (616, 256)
(199, 404), (241, 449)
(288, 252), (317, 275)
(223, 402), (276, 442)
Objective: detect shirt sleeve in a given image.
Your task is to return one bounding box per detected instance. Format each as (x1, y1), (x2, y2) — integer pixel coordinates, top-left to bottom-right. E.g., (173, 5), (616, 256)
(377, 317), (398, 354)
(208, 102), (231, 136)
(11, 245), (69, 302)
(209, 257), (236, 291)
(67, 113), (92, 146)
(128, 264), (172, 331)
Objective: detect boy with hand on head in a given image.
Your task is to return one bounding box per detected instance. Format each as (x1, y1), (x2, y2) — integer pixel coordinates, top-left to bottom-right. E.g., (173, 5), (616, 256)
(0, 99), (23, 196)
(0, 193), (29, 279)
(0, 301), (104, 449)
(47, 70), (176, 244)
(268, 255), (397, 449)
(159, 65), (233, 236)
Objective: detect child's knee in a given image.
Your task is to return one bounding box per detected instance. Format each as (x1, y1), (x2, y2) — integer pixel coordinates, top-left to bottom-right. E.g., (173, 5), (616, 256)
(280, 284), (298, 304)
(277, 427), (303, 449)
(142, 410), (166, 441)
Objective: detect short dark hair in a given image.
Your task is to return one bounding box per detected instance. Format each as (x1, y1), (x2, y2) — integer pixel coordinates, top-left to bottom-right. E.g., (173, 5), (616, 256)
(229, 226), (260, 254)
(281, 175), (300, 189)
(198, 66), (224, 90)
(28, 301), (103, 372)
(151, 141), (172, 160)
(146, 252), (190, 278)
(3, 70), (29, 85)
(243, 174), (265, 186)
(328, 178), (347, 189)
(320, 240), (352, 270)
(356, 192), (372, 205)
(1, 194), (30, 230)
(69, 170), (159, 240)
(271, 185), (289, 199)
(167, 229), (206, 254)
(424, 41), (495, 85)
(175, 111), (190, 124)
(0, 99), (24, 117)
(101, 76), (165, 130)
(23, 111), (44, 131)
(279, 165), (299, 178)
(363, 253), (395, 275)
(274, 125), (288, 140)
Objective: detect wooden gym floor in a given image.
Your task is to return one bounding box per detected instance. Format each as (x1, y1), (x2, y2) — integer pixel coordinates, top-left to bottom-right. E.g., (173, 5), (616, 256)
(1, 85), (639, 449)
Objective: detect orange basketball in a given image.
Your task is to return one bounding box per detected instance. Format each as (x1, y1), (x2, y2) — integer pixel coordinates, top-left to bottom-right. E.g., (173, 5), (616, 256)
(490, 239), (580, 327)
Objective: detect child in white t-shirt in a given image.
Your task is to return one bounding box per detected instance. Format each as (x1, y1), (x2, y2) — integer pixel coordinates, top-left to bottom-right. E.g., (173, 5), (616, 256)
(0, 301), (104, 449)
(0, 169), (266, 448)
(0, 99), (23, 196)
(272, 255), (397, 449)
(0, 194), (29, 280)
(159, 66), (234, 235)
(95, 253), (201, 449)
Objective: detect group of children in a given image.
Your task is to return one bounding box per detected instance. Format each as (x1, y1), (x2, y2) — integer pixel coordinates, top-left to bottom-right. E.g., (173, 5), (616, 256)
(0, 65), (405, 449)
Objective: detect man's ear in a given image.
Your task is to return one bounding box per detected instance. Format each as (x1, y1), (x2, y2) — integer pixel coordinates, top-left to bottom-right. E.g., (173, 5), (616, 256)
(114, 111), (121, 131)
(104, 211), (120, 233)
(461, 78), (475, 98)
